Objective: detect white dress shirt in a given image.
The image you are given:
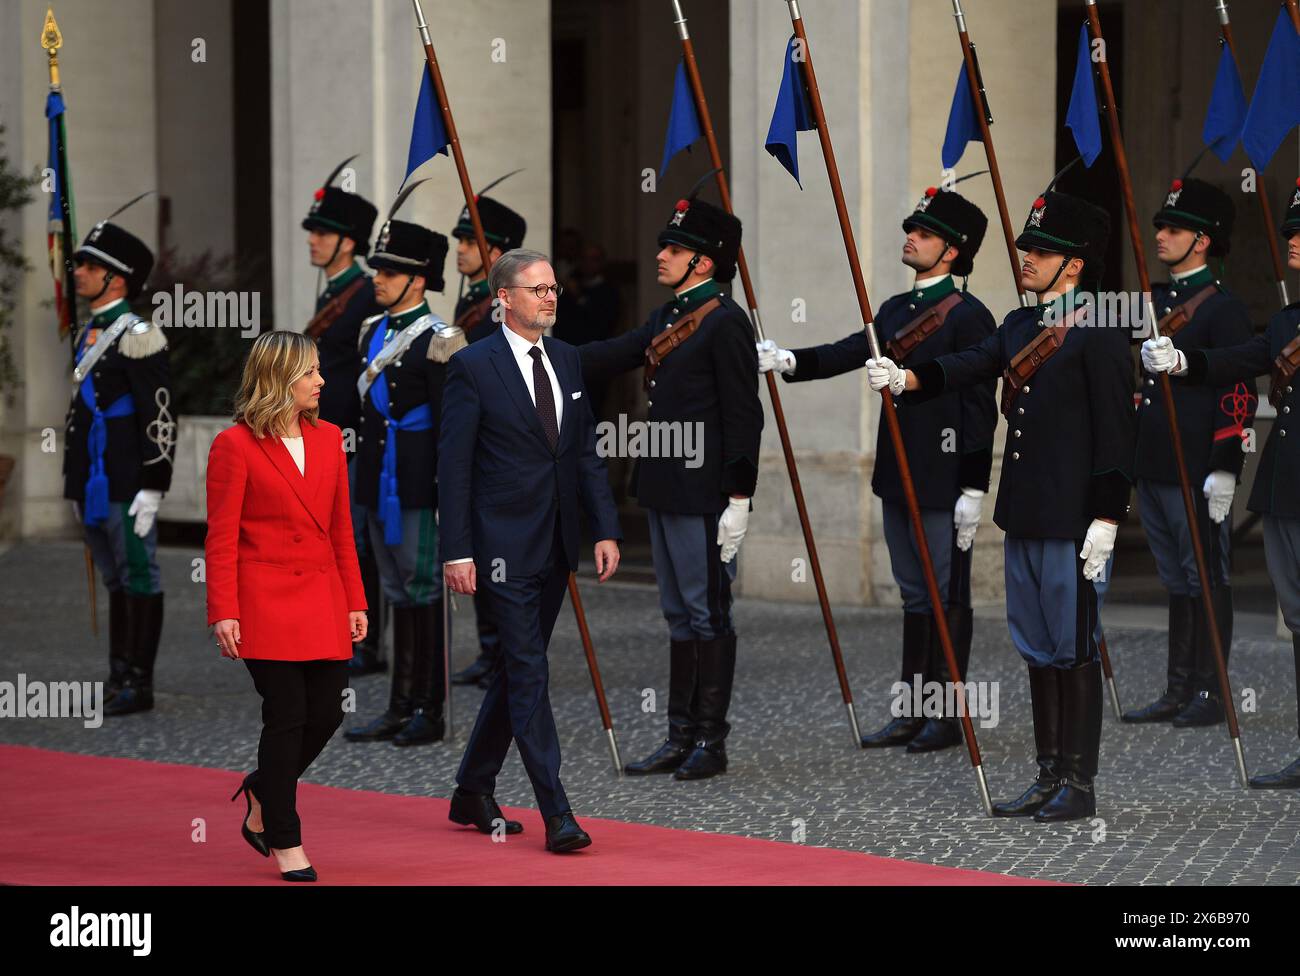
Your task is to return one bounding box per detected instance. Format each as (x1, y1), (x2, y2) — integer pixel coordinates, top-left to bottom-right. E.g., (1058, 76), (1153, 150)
(280, 435), (305, 476)
(444, 326), (566, 568)
(501, 323), (563, 430)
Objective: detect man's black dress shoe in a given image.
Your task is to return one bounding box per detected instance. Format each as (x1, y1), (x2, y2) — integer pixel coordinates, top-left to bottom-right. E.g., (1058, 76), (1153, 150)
(545, 812), (592, 853)
(1250, 756), (1300, 789)
(448, 787), (523, 834)
(624, 740), (690, 775)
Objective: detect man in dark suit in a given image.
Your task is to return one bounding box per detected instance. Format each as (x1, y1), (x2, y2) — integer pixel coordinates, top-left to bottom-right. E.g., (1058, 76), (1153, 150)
(438, 248), (622, 853)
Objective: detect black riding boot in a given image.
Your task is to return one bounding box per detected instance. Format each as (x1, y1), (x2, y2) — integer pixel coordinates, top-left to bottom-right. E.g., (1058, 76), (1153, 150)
(394, 600), (447, 746)
(1122, 592), (1195, 722)
(675, 634), (735, 780)
(106, 589), (130, 704)
(1249, 634), (1300, 789)
(993, 665), (1062, 816)
(907, 605), (973, 753)
(452, 589), (502, 688)
(348, 550), (387, 675)
(345, 604), (416, 741)
(1173, 586), (1233, 727)
(106, 593), (163, 716)
(625, 638), (699, 774)
(861, 611), (931, 747)
(1035, 659), (1103, 821)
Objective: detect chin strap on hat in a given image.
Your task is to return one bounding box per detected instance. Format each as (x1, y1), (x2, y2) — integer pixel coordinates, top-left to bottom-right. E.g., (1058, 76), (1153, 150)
(669, 252), (702, 291)
(384, 274), (418, 311)
(1172, 230), (1204, 270)
(1043, 256), (1071, 295)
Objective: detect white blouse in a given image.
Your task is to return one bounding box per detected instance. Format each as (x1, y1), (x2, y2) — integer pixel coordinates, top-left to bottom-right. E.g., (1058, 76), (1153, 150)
(280, 435), (305, 476)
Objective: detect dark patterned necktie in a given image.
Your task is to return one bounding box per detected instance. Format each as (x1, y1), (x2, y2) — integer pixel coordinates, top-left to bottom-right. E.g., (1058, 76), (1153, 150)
(528, 346), (559, 450)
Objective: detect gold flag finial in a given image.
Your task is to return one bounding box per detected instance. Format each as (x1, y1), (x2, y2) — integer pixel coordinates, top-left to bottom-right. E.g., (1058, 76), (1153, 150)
(42, 8), (64, 89)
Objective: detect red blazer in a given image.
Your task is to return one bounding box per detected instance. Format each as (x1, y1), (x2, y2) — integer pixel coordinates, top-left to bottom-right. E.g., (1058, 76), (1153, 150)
(204, 417), (366, 661)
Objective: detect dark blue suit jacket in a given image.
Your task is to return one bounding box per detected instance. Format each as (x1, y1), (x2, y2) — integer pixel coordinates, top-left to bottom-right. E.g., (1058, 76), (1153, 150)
(437, 325), (622, 577)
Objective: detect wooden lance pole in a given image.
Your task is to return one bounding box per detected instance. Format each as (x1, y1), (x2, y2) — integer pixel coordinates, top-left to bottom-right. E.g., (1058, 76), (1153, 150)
(410, 0), (623, 773)
(785, 0), (994, 816)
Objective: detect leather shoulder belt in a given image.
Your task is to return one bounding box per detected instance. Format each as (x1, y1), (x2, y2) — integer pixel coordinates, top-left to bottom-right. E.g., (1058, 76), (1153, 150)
(643, 297), (722, 391)
(885, 292), (964, 362)
(1000, 305), (1089, 418)
(454, 295), (494, 333)
(1155, 284), (1217, 341)
(1271, 331), (1300, 409)
(306, 277), (367, 340)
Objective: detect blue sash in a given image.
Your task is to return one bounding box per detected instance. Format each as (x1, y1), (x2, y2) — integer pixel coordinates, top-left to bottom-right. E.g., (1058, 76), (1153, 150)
(75, 326), (135, 526)
(366, 320), (433, 545)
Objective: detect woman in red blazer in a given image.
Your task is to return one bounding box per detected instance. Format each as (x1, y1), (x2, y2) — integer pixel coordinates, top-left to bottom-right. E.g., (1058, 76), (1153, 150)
(206, 330), (367, 882)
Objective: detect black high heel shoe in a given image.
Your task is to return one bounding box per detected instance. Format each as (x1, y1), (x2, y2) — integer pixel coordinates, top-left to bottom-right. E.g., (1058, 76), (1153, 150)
(230, 773), (270, 858)
(279, 864), (317, 882)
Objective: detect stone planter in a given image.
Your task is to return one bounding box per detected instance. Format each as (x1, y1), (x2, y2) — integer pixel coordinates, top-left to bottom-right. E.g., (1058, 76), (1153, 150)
(159, 414), (229, 523)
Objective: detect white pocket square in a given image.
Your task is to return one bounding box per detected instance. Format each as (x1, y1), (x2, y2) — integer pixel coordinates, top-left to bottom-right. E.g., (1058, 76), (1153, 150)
(571, 391), (582, 400)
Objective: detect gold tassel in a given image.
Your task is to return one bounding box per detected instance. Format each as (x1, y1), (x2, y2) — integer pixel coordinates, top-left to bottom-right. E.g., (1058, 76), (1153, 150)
(118, 323), (168, 359)
(426, 326), (467, 364)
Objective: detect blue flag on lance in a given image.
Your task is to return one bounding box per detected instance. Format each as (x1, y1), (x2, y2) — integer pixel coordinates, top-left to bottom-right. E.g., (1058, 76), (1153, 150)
(764, 34), (815, 187)
(941, 61), (982, 170)
(1065, 23), (1103, 167)
(45, 89), (77, 336)
(1241, 8), (1300, 172)
(659, 60), (703, 179)
(405, 69), (450, 181)
(1202, 42), (1247, 162)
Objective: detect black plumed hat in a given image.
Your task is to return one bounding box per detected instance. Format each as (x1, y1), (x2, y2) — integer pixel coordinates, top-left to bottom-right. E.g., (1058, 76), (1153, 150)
(656, 170), (742, 282)
(301, 155), (379, 250)
(902, 177), (989, 277)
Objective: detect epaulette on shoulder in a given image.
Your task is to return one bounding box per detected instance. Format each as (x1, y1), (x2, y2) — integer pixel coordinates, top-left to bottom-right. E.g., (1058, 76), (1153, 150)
(117, 314), (168, 359)
(426, 321), (467, 364)
(358, 312), (386, 351)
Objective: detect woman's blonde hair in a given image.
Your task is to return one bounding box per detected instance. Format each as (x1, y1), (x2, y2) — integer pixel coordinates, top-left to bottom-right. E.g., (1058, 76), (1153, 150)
(233, 331), (320, 438)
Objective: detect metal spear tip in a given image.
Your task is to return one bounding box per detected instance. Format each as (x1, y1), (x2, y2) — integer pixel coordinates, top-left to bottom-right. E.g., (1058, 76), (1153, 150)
(41, 7), (63, 51)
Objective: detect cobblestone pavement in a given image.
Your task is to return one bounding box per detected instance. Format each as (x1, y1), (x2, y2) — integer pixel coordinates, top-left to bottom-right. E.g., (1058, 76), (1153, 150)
(2, 540), (1298, 885)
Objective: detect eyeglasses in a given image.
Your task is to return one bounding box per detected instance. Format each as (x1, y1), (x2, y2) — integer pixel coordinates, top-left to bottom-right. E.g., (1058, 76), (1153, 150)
(507, 283), (563, 299)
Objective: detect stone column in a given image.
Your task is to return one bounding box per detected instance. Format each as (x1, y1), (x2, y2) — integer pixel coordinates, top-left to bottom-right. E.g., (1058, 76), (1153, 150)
(271, 0), (552, 337)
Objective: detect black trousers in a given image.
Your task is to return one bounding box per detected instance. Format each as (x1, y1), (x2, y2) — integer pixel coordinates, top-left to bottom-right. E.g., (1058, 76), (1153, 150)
(243, 659), (350, 849)
(457, 521), (571, 818)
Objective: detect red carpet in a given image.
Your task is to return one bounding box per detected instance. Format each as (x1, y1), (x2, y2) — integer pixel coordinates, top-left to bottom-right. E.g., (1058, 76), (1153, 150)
(0, 745), (1048, 886)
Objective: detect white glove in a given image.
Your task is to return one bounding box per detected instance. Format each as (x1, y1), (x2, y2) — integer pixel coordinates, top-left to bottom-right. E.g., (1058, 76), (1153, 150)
(953, 488), (985, 552)
(866, 356), (906, 395)
(756, 339), (796, 375)
(128, 489), (163, 537)
(1079, 519), (1118, 582)
(1203, 469), (1235, 524)
(1141, 336), (1187, 375)
(716, 497), (750, 564)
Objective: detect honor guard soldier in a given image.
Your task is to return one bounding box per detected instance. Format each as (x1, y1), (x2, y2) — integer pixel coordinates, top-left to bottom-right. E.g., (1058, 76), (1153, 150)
(579, 188), (763, 780)
(448, 188), (527, 690)
(64, 206), (175, 716)
(301, 156), (387, 675)
(1123, 176), (1256, 727)
(1143, 177), (1300, 788)
(758, 181), (997, 753)
(344, 186), (466, 747)
(870, 185), (1134, 821)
